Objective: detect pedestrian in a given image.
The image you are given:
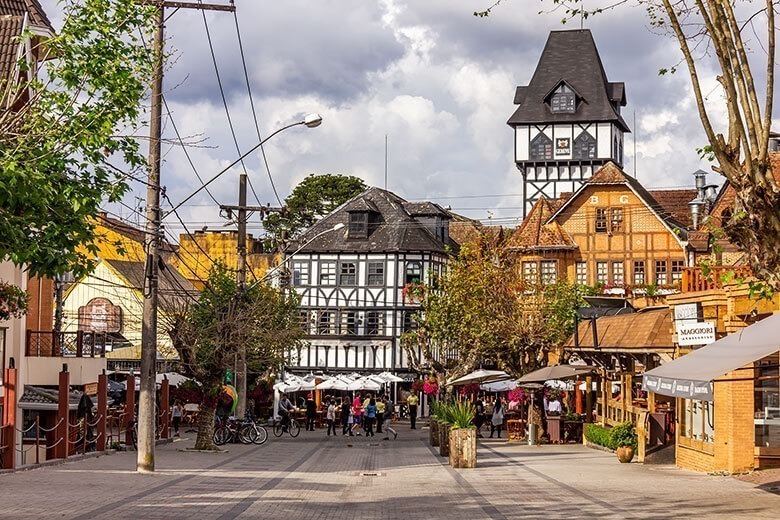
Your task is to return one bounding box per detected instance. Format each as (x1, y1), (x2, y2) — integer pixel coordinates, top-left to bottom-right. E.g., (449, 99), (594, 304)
(326, 399), (337, 436)
(407, 392), (419, 429)
(375, 395), (385, 434)
(352, 392), (363, 430)
(341, 399), (353, 436)
(364, 398), (377, 437)
(381, 396), (397, 440)
(472, 396), (484, 438)
(171, 400), (183, 436)
(362, 393), (373, 433)
(490, 396), (504, 438)
(305, 393), (317, 431)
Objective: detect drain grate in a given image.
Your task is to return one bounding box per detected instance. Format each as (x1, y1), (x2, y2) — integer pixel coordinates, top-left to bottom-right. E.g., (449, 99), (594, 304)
(356, 471), (384, 477)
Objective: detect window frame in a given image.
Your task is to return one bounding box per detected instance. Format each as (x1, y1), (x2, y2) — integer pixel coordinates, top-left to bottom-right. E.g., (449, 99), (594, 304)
(405, 261), (423, 285)
(339, 261), (357, 286)
(549, 84), (576, 113)
(540, 260), (557, 285)
(529, 133), (553, 160)
(671, 260), (685, 283)
(633, 260), (646, 285)
(319, 261), (336, 286)
(365, 311), (384, 335)
(317, 311), (336, 335)
(340, 311), (358, 335)
(596, 261), (608, 285)
(367, 261), (385, 287)
(522, 261), (539, 284)
(572, 132), (596, 159)
(291, 260), (310, 286)
(575, 262), (588, 286)
(595, 208), (608, 233)
(655, 260), (668, 285)
(612, 261), (624, 285)
(348, 211), (369, 238)
(610, 207), (624, 233)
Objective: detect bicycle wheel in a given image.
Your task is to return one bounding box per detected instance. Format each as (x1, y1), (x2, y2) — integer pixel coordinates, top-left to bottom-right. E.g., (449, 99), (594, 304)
(273, 421), (284, 437)
(253, 425), (268, 445)
(288, 420), (300, 438)
(238, 425), (256, 444)
(213, 426), (228, 446)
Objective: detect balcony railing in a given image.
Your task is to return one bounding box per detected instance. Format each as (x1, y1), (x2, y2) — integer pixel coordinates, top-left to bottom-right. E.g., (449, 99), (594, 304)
(681, 266), (752, 293)
(26, 330), (107, 358)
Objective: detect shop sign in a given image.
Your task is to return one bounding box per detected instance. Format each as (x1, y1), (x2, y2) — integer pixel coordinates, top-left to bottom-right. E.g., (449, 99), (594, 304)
(674, 303), (702, 332)
(555, 137), (570, 155)
(84, 382), (98, 395)
(677, 321), (715, 347)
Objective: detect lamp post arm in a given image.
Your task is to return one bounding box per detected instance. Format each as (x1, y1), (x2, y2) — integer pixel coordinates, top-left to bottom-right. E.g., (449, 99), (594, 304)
(163, 120), (306, 219)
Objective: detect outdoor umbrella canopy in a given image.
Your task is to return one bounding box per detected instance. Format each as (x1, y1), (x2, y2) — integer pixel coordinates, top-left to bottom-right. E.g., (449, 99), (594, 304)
(376, 371), (404, 383)
(517, 364), (595, 383)
(155, 372), (190, 386)
(448, 369), (511, 386)
(347, 377), (381, 391)
(481, 379), (519, 392)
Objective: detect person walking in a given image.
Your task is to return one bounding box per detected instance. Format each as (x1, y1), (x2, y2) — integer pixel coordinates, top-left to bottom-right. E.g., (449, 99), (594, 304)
(352, 393), (363, 432)
(341, 399), (352, 436)
(375, 396), (385, 434)
(305, 393), (317, 431)
(407, 393), (419, 429)
(364, 398), (377, 437)
(171, 400), (183, 436)
(472, 396), (484, 438)
(381, 396), (397, 440)
(490, 396), (504, 438)
(326, 399), (337, 436)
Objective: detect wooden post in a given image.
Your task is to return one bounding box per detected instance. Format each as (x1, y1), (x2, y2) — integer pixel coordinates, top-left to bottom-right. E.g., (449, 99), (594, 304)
(160, 377), (170, 439)
(575, 382), (583, 414)
(56, 366), (70, 459)
(125, 374), (135, 447)
(600, 369), (608, 425)
(585, 376), (594, 423)
(97, 373), (108, 451)
(2, 367), (17, 469)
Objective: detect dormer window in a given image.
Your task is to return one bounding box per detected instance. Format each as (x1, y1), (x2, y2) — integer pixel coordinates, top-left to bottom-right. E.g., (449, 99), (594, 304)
(550, 84), (576, 113)
(348, 211), (368, 238)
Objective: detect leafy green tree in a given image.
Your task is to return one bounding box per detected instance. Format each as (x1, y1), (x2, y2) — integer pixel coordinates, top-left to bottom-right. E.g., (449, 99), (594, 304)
(402, 231), (586, 386)
(476, 0), (780, 290)
(165, 264), (303, 450)
(0, 0), (155, 279)
(263, 174), (367, 244)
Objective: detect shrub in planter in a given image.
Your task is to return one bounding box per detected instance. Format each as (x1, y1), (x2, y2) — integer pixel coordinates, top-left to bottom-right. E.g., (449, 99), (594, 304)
(438, 402), (454, 457)
(584, 423), (614, 449)
(449, 401), (477, 468)
(610, 421), (637, 463)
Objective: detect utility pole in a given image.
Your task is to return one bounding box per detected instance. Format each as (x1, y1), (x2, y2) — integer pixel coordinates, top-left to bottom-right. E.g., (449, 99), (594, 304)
(139, 0), (235, 474)
(220, 194), (282, 418)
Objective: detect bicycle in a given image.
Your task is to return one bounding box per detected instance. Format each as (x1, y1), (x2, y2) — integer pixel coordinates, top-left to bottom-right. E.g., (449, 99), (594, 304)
(239, 415), (269, 445)
(273, 416), (301, 438)
(213, 416), (241, 446)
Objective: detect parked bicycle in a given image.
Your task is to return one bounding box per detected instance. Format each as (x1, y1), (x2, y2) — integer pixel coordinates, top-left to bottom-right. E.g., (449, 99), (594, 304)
(272, 416), (301, 438)
(213, 415), (269, 445)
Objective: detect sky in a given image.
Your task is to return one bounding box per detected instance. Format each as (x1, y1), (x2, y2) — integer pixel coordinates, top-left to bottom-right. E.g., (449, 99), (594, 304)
(45, 0), (778, 238)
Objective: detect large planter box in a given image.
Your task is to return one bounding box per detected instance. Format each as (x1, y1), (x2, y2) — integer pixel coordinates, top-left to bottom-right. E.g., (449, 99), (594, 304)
(449, 428), (477, 468)
(429, 419), (440, 447)
(439, 423), (450, 457)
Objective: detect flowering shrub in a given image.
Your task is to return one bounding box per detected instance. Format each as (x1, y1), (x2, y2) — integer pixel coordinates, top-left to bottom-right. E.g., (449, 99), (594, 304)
(508, 388), (530, 403)
(411, 379), (425, 393)
(422, 379), (439, 395)
(544, 387), (564, 402)
(402, 282), (427, 303)
(458, 383), (480, 396)
(0, 281), (29, 321)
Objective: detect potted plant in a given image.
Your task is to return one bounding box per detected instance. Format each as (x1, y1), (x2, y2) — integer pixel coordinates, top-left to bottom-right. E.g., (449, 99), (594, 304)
(429, 401), (440, 447)
(438, 402), (453, 457)
(610, 421), (638, 463)
(449, 401), (477, 468)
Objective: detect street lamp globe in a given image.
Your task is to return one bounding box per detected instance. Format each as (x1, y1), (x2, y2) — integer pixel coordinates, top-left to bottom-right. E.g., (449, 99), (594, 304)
(303, 113), (323, 128)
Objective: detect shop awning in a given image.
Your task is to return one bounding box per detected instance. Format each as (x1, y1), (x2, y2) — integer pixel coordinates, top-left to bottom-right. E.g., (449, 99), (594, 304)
(643, 313), (780, 401)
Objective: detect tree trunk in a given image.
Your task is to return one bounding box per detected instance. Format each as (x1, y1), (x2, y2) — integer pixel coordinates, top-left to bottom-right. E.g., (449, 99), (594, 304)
(194, 405), (217, 451)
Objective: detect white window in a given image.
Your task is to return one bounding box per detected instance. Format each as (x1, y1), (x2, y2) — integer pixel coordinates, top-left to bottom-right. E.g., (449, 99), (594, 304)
(319, 261), (336, 286)
(405, 262), (422, 285)
(596, 261), (608, 285)
(633, 261), (645, 285)
(655, 260), (668, 285)
(612, 262), (624, 285)
(550, 84), (576, 113)
(318, 311), (336, 335)
(340, 311), (358, 335)
(368, 262), (384, 286)
(340, 262), (357, 285)
(291, 261), (309, 286)
(575, 262), (587, 285)
(523, 262), (538, 284)
(540, 261), (557, 285)
(671, 260), (685, 284)
(365, 311), (384, 335)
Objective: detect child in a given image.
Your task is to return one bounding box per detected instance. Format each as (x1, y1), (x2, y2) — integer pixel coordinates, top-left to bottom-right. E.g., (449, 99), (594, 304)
(326, 399), (337, 436)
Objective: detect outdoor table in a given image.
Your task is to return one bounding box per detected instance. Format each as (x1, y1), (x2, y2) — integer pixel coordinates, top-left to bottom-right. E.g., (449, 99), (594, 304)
(546, 415), (564, 444)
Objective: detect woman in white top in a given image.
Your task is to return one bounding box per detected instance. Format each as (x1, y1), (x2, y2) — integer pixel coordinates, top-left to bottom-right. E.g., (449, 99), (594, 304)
(490, 397), (504, 438)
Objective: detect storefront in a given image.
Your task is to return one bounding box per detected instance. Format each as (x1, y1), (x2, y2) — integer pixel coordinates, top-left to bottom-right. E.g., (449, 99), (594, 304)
(644, 311), (780, 473)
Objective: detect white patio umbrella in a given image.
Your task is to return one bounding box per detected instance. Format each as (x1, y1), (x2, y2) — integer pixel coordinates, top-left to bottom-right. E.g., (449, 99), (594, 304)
(481, 379), (519, 392)
(377, 371), (404, 383)
(448, 369), (511, 386)
(347, 377), (381, 391)
(156, 372), (191, 387)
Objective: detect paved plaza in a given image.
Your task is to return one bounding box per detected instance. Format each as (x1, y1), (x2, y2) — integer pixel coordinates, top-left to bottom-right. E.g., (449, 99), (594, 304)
(2, 423), (780, 519)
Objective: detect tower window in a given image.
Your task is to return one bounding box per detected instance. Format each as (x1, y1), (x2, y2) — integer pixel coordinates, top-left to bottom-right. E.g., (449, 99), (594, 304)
(530, 133), (553, 160)
(348, 212), (369, 238)
(550, 84), (576, 113)
(573, 132), (596, 159)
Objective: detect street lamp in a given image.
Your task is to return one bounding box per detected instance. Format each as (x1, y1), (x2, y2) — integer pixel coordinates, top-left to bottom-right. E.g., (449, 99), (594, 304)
(163, 113), (324, 218)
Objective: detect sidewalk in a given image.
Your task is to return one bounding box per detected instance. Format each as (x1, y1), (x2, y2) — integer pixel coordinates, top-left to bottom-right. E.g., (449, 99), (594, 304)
(0, 422), (778, 519)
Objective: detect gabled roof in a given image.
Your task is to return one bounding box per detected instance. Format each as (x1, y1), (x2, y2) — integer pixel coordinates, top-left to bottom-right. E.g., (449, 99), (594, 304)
(647, 188), (698, 229)
(104, 258), (199, 301)
(505, 196), (576, 251)
(342, 197), (379, 213)
(292, 187), (454, 254)
(507, 30), (629, 131)
(0, 1), (53, 30)
(548, 162), (689, 241)
(403, 201), (449, 217)
(0, 14), (23, 85)
(97, 212), (176, 254)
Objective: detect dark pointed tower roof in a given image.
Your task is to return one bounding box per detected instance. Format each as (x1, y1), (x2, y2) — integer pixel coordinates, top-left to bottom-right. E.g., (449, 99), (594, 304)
(507, 29), (629, 131)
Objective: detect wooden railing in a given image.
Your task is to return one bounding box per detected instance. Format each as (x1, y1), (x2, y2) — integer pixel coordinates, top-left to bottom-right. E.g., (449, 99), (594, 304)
(681, 266), (752, 293)
(26, 330), (107, 357)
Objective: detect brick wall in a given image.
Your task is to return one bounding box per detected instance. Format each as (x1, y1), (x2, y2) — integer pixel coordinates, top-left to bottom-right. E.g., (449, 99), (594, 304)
(676, 444), (715, 473)
(713, 370), (755, 473)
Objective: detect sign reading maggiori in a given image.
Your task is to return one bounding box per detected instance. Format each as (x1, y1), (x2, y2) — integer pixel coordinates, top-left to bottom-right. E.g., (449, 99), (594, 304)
(677, 321), (715, 347)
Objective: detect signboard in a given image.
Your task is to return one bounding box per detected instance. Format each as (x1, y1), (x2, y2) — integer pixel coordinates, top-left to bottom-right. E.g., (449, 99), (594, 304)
(555, 137), (570, 155)
(674, 302), (703, 334)
(643, 375), (713, 401)
(84, 382), (98, 396)
(78, 297), (122, 333)
(677, 321), (716, 347)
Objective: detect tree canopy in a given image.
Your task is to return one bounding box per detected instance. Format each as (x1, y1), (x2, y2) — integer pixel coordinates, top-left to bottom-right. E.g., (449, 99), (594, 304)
(0, 0), (155, 279)
(402, 231), (587, 384)
(263, 173), (367, 244)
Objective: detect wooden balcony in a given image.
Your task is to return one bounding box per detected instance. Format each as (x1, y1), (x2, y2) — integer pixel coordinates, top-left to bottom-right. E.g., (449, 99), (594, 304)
(680, 266), (752, 293)
(26, 330), (107, 358)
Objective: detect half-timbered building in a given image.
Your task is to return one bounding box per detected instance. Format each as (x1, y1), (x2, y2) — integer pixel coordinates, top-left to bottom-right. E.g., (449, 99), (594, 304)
(508, 29), (629, 216)
(283, 187), (462, 377)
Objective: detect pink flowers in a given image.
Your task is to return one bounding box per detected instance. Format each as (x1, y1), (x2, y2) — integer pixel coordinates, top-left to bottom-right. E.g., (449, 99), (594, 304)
(422, 380), (439, 395)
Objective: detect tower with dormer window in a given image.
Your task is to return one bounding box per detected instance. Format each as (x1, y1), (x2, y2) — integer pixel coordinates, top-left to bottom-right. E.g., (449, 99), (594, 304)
(508, 30), (630, 216)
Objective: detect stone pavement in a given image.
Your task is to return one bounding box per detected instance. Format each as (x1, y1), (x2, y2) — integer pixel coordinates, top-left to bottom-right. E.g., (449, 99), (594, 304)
(1, 422), (780, 519)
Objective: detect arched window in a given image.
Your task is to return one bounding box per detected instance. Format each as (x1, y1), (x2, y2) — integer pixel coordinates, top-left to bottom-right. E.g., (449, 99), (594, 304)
(405, 261), (422, 284)
(572, 132), (596, 159)
(550, 84), (576, 113)
(529, 133), (553, 160)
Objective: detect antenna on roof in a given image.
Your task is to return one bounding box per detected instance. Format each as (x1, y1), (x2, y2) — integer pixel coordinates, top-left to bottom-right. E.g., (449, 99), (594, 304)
(580, 1), (585, 29)
(384, 134), (388, 191)
(633, 110), (637, 178)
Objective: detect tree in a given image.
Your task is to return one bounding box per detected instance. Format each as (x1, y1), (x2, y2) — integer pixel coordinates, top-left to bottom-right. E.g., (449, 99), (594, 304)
(0, 0), (155, 279)
(476, 1), (780, 289)
(263, 174), (367, 245)
(164, 264), (303, 450)
(401, 231), (585, 387)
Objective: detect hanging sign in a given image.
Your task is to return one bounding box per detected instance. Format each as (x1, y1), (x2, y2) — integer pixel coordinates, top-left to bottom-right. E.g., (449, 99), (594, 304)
(677, 321), (715, 347)
(555, 137), (571, 155)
